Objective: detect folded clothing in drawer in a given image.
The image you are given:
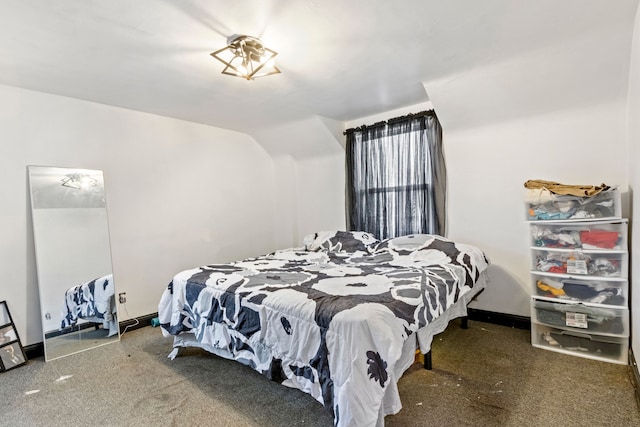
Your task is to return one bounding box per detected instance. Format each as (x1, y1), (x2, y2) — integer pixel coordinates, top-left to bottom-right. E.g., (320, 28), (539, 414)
(535, 277), (626, 306)
(530, 224), (623, 250)
(533, 300), (627, 335)
(580, 230), (620, 249)
(533, 251), (622, 277)
(524, 182), (619, 221)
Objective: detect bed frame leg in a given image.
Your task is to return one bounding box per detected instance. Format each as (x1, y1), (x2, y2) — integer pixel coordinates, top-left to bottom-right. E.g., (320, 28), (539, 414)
(423, 350), (432, 370)
(421, 316), (469, 371)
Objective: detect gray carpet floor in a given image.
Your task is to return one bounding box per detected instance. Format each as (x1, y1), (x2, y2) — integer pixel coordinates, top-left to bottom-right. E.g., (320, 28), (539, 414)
(1, 320), (638, 426)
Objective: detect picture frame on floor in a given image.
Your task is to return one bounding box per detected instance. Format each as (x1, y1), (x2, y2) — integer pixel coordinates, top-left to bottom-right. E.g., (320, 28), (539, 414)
(0, 324), (18, 345)
(0, 301), (10, 325)
(0, 301), (27, 372)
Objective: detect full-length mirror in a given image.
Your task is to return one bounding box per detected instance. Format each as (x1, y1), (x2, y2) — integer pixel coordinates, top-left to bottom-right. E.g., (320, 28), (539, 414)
(28, 166), (119, 361)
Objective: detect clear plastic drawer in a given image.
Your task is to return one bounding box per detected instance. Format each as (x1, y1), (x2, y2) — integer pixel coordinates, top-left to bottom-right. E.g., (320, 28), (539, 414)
(531, 249), (627, 278)
(531, 299), (628, 337)
(529, 220), (627, 250)
(532, 274), (627, 307)
(525, 188), (620, 221)
(531, 323), (628, 365)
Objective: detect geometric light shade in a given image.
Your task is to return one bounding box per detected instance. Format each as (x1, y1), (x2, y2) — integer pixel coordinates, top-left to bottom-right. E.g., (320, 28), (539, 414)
(210, 35), (281, 80)
(61, 173), (97, 190)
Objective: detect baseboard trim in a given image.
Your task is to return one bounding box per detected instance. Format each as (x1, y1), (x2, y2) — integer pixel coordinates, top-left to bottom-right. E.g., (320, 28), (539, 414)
(630, 348), (640, 411)
(467, 308), (531, 330)
(119, 312), (158, 333)
(24, 312), (160, 361)
(24, 342), (44, 360)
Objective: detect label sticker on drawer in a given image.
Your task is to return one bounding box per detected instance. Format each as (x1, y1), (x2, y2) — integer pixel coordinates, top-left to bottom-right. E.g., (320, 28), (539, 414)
(566, 312), (588, 328)
(567, 259), (588, 275)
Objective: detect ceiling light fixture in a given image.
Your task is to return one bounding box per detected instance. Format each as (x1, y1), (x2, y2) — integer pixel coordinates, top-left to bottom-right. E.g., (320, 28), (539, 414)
(210, 35), (281, 80)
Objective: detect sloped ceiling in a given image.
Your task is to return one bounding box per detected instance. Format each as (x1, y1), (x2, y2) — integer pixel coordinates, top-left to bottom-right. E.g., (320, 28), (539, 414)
(0, 0), (638, 134)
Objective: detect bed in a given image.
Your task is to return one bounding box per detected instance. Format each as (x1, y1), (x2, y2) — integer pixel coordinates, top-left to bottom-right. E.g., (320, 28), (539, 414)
(60, 273), (118, 337)
(158, 231), (489, 426)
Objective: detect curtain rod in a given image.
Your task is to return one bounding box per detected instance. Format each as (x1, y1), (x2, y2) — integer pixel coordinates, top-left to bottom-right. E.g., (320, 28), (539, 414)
(343, 109), (436, 135)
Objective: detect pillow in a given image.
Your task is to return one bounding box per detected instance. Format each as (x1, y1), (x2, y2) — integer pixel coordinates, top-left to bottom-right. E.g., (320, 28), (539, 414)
(303, 231), (379, 253)
(374, 234), (490, 277)
(372, 234), (438, 253)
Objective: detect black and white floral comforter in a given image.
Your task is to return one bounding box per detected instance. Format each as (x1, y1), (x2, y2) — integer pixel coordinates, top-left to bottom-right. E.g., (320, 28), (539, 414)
(158, 232), (489, 427)
(61, 273), (118, 337)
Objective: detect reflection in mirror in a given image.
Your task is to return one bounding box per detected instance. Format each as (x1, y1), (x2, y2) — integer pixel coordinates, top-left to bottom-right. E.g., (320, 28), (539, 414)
(28, 166), (120, 361)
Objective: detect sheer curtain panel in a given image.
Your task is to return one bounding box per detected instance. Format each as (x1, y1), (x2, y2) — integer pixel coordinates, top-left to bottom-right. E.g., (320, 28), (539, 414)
(345, 111), (446, 239)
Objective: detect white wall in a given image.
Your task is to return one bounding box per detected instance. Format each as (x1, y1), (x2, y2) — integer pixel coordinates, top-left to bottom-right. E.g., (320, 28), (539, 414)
(421, 22), (634, 317)
(252, 117), (346, 248)
(0, 84), (277, 346)
(294, 154), (346, 240)
(440, 102), (629, 316)
(627, 5), (640, 360)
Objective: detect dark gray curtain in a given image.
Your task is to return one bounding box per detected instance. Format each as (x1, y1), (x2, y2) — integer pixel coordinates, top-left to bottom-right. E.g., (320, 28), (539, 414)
(345, 111), (446, 239)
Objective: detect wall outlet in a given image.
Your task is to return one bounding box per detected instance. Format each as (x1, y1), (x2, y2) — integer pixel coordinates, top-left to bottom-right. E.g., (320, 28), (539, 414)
(119, 293), (126, 304)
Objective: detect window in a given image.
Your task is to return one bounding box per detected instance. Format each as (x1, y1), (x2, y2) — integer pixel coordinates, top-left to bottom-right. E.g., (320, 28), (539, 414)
(345, 111), (445, 239)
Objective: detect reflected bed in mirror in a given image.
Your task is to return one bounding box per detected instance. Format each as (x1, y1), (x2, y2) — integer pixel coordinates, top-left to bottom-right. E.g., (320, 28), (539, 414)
(28, 166), (120, 361)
